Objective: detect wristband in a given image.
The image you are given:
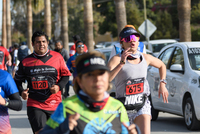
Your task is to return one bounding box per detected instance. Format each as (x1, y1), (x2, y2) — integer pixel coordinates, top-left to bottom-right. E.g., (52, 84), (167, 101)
(160, 79), (167, 84)
(120, 60), (125, 64)
(3, 99), (9, 106)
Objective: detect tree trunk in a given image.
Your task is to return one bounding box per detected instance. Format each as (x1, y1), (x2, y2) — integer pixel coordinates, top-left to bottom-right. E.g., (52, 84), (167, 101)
(114, 0), (127, 38)
(6, 0), (11, 48)
(177, 0), (191, 42)
(27, 0), (33, 52)
(44, 0), (52, 38)
(60, 0), (69, 52)
(84, 0), (94, 51)
(2, 0), (7, 48)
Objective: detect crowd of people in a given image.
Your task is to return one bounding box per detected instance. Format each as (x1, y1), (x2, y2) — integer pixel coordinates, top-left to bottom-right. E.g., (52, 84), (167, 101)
(0, 24), (168, 134)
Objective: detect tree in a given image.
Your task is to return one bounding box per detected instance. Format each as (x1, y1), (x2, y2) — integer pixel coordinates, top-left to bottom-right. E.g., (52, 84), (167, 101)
(126, 1), (143, 33)
(114, 0), (127, 37)
(44, 0), (52, 38)
(27, 0), (33, 52)
(2, 0), (7, 47)
(152, 10), (178, 39)
(68, 1), (103, 43)
(84, 0), (94, 51)
(96, 2), (118, 38)
(96, 1), (143, 38)
(6, 0), (12, 48)
(60, 0), (69, 52)
(177, 0), (191, 41)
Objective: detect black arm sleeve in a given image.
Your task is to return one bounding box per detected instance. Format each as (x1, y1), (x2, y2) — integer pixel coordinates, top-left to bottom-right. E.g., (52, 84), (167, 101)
(39, 116), (70, 134)
(57, 76), (69, 90)
(7, 92), (22, 111)
(14, 62), (26, 96)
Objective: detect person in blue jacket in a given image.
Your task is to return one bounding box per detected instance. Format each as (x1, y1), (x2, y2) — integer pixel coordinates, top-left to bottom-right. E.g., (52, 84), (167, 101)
(67, 40), (85, 86)
(0, 69), (22, 134)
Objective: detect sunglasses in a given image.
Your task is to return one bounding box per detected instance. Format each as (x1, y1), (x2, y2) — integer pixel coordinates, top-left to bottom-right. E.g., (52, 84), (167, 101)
(121, 35), (140, 43)
(77, 44), (84, 48)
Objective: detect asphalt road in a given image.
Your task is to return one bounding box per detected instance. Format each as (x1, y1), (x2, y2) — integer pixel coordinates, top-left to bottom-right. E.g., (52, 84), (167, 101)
(151, 113), (200, 134)
(9, 86), (200, 134)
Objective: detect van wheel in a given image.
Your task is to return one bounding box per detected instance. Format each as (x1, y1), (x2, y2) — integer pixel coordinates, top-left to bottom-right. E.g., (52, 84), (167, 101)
(184, 98), (200, 130)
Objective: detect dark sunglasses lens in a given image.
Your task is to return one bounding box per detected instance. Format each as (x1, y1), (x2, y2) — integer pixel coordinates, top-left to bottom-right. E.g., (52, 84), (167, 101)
(78, 45), (84, 48)
(124, 36), (131, 42)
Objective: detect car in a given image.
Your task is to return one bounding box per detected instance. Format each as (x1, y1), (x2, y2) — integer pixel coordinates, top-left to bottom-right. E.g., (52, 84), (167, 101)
(94, 41), (106, 49)
(142, 39), (178, 56)
(146, 49), (156, 57)
(95, 41), (119, 49)
(95, 47), (112, 64)
(147, 42), (200, 130)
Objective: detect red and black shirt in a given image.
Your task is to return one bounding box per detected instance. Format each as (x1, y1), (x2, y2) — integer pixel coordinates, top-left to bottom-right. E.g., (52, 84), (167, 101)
(14, 50), (71, 111)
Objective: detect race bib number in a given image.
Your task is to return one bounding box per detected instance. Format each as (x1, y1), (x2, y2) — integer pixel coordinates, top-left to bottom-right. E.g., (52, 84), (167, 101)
(31, 76), (50, 90)
(126, 78), (144, 95)
(32, 80), (48, 90)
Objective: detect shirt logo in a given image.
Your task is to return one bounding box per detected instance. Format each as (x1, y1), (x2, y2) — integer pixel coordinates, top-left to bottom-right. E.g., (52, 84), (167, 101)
(124, 94), (143, 105)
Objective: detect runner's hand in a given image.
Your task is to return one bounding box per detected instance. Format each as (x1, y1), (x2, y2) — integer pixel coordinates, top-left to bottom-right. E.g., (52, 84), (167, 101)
(0, 95), (6, 105)
(158, 83), (168, 103)
(68, 113), (80, 131)
(6, 60), (12, 66)
(121, 48), (132, 63)
(21, 88), (29, 100)
(49, 85), (60, 94)
(122, 122), (139, 134)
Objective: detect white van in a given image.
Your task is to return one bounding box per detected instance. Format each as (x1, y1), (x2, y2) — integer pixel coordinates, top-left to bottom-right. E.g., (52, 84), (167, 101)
(142, 39), (178, 56)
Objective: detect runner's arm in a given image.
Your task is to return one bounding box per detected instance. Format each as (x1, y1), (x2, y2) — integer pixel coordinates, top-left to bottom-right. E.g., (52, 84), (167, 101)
(6, 54), (12, 66)
(144, 54), (166, 80)
(108, 55), (124, 81)
(7, 92), (22, 111)
(57, 76), (69, 90)
(144, 54), (168, 103)
(14, 62), (26, 96)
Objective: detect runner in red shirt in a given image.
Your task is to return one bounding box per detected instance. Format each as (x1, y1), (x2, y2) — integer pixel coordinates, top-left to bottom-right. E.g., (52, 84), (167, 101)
(0, 45), (12, 70)
(14, 31), (71, 134)
(69, 35), (88, 57)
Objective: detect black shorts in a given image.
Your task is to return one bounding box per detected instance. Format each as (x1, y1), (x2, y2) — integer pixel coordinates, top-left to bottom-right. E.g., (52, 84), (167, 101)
(27, 106), (54, 133)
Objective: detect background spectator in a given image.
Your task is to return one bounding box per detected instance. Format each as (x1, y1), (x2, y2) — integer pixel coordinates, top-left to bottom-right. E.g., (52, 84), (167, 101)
(69, 35), (88, 57)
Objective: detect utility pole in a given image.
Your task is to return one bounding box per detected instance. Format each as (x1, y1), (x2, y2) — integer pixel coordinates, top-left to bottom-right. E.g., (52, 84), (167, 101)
(143, 0), (150, 50)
